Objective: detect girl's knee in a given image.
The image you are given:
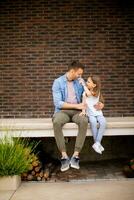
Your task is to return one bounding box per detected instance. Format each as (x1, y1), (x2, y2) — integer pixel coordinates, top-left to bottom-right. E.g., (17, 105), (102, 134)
(89, 118), (97, 125)
(89, 120), (97, 129)
(98, 116), (106, 125)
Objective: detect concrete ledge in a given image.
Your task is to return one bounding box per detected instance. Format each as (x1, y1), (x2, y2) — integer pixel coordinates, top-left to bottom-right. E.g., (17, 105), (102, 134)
(0, 117), (134, 137)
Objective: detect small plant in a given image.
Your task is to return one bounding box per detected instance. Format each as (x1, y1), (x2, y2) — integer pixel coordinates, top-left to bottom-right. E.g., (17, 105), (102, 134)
(0, 136), (39, 177)
(123, 158), (134, 178)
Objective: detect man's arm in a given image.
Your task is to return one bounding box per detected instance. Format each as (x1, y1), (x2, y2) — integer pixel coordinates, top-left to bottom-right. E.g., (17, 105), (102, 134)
(94, 102), (104, 110)
(62, 102), (85, 110)
(52, 79), (65, 109)
(94, 93), (105, 110)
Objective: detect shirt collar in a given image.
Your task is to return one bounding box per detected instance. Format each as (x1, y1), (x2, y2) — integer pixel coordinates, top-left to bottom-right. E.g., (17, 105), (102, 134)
(63, 73), (77, 84)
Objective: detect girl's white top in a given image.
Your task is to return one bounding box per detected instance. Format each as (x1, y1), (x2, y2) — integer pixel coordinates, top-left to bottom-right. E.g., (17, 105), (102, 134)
(85, 93), (103, 117)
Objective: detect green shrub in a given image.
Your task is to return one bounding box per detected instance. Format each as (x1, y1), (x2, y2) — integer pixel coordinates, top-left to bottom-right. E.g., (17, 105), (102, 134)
(0, 136), (39, 176)
(123, 158), (134, 178)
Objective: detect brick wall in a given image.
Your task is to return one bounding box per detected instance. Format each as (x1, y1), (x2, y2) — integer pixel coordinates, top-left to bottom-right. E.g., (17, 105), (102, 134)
(0, 0), (134, 118)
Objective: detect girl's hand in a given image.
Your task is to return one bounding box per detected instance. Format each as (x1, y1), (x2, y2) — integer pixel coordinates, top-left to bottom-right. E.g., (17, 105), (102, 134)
(79, 111), (86, 116)
(78, 78), (86, 87)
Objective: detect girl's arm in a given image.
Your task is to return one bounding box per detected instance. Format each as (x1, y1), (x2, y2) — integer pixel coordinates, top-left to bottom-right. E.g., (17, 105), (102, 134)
(78, 78), (91, 97)
(83, 85), (92, 97)
(79, 92), (87, 116)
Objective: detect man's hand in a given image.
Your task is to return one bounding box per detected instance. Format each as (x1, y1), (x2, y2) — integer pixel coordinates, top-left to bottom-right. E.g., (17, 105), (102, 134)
(76, 103), (86, 110)
(94, 102), (104, 110)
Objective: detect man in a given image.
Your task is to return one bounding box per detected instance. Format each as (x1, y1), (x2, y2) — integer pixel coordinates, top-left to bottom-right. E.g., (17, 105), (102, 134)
(52, 61), (103, 172)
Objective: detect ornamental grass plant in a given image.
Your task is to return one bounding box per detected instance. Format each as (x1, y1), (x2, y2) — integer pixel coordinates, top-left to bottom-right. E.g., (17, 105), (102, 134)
(0, 136), (39, 177)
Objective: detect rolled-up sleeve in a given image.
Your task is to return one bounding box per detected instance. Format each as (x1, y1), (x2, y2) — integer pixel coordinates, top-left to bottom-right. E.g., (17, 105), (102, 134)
(52, 79), (65, 109)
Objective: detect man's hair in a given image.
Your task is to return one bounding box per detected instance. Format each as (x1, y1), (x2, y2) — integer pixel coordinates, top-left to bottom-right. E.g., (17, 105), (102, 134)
(68, 61), (85, 71)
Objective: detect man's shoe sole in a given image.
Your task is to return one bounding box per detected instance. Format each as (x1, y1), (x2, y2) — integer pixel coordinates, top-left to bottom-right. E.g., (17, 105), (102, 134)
(61, 165), (70, 172)
(70, 163), (80, 169)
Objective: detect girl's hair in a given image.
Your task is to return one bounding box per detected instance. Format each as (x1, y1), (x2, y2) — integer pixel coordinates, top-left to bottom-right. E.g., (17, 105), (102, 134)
(90, 75), (104, 103)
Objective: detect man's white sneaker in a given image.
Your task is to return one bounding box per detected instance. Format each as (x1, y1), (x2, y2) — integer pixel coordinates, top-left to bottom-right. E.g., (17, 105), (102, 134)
(60, 157), (70, 172)
(92, 142), (102, 154)
(70, 156), (80, 169)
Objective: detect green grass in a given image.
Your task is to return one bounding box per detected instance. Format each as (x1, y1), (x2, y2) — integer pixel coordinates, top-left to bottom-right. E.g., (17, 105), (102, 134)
(0, 136), (39, 176)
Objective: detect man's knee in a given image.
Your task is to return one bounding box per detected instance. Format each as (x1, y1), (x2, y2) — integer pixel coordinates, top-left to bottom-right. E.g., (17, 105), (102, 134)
(53, 117), (62, 127)
(53, 112), (69, 127)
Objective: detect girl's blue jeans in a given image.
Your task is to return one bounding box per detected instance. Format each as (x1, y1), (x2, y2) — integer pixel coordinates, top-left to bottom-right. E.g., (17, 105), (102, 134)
(88, 115), (106, 143)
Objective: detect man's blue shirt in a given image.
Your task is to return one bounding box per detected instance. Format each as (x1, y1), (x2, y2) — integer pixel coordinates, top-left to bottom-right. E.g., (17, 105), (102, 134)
(52, 74), (84, 113)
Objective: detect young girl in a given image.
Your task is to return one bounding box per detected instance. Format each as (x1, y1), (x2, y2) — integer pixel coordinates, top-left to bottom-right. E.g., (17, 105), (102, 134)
(79, 75), (106, 154)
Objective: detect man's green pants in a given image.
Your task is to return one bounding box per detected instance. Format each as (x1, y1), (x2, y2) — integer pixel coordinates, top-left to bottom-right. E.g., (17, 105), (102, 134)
(52, 110), (88, 153)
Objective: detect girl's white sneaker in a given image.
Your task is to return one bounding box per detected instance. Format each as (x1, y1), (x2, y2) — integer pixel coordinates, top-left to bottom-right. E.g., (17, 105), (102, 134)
(99, 144), (104, 152)
(92, 142), (102, 154)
